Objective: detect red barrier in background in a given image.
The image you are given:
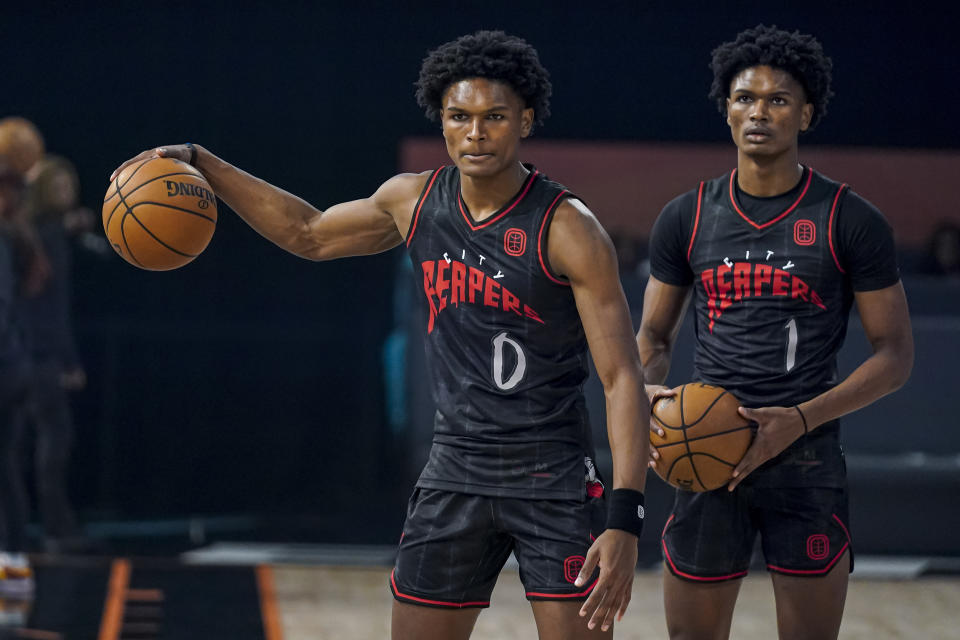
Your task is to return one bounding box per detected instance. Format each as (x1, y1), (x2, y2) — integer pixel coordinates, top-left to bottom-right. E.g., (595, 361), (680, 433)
(400, 139), (960, 248)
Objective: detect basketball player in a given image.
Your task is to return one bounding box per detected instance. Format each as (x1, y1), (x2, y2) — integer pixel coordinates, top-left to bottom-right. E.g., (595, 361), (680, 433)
(112, 31), (649, 638)
(637, 25), (914, 639)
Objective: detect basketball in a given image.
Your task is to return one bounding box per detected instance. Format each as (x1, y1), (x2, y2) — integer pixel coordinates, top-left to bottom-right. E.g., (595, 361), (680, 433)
(650, 383), (754, 491)
(102, 156), (217, 270)
(0, 116), (45, 176)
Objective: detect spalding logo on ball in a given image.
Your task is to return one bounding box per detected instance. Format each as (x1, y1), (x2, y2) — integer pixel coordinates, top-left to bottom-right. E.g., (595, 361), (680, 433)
(102, 157), (217, 270)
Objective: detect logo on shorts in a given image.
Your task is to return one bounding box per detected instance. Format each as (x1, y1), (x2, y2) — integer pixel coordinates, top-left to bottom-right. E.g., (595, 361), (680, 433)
(504, 228), (527, 257)
(806, 534), (830, 560)
(794, 219), (816, 246)
(563, 555), (585, 584)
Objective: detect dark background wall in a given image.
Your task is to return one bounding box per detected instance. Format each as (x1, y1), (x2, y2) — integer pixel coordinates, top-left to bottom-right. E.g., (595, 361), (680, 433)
(5, 2), (959, 549)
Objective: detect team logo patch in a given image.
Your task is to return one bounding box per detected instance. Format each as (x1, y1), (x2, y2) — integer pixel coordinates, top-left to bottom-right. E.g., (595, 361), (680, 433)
(794, 219), (816, 246)
(504, 228), (527, 256)
(563, 555), (585, 584)
(806, 534), (830, 561)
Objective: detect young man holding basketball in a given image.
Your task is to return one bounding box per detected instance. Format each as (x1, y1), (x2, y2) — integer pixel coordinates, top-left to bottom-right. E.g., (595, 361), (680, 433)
(113, 31), (649, 639)
(637, 25), (914, 639)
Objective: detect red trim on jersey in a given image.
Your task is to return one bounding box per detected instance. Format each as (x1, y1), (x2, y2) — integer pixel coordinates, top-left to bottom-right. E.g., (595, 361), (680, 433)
(767, 542), (850, 576)
(661, 515), (749, 582)
(728, 168), (813, 230)
(405, 167), (444, 247)
(525, 577), (598, 599)
(828, 184), (849, 274)
(537, 190), (572, 286)
(457, 170), (540, 231)
(390, 569), (490, 608)
(687, 181), (705, 262)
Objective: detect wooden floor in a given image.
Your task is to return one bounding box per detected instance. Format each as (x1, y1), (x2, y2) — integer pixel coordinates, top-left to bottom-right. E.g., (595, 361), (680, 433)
(273, 566), (960, 640)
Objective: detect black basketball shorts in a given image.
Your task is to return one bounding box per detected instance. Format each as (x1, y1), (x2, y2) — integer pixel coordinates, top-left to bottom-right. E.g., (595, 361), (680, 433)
(661, 484), (853, 582)
(391, 488), (605, 608)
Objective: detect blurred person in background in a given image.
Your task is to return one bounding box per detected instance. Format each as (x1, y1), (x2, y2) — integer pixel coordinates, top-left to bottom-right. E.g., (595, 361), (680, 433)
(920, 221), (960, 278)
(18, 155), (93, 553)
(0, 157), (41, 598)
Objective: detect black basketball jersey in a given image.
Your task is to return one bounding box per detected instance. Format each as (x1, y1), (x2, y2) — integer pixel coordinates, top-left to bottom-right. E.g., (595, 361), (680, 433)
(685, 167), (856, 408)
(405, 164), (594, 500)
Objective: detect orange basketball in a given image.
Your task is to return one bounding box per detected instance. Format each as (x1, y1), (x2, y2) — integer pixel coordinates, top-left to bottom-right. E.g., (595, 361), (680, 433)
(102, 157), (217, 270)
(650, 383), (754, 491)
(0, 117), (45, 176)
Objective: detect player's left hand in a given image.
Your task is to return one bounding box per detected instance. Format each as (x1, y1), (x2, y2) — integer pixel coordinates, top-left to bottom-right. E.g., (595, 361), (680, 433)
(574, 528), (637, 632)
(727, 405), (805, 491)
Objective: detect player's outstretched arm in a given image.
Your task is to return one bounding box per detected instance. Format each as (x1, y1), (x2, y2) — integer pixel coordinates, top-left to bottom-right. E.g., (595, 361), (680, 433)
(110, 144), (425, 261)
(546, 199), (649, 632)
(728, 281), (914, 489)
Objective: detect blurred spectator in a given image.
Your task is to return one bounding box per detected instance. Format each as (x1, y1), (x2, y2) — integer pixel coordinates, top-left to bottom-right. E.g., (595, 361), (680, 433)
(609, 232), (650, 278)
(19, 155), (92, 552)
(0, 157), (35, 596)
(924, 222), (960, 277)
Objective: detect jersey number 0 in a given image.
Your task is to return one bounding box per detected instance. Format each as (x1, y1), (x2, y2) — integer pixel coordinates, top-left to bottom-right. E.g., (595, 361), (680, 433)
(492, 331), (527, 391)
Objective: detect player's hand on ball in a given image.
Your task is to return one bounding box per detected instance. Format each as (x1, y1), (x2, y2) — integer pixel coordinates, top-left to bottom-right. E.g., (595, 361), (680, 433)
(575, 528), (637, 632)
(728, 405), (805, 491)
(109, 144), (196, 182)
(645, 384), (674, 466)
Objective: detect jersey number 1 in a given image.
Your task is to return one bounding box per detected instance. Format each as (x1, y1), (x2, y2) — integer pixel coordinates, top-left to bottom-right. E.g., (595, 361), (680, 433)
(492, 331), (527, 391)
(783, 318), (798, 372)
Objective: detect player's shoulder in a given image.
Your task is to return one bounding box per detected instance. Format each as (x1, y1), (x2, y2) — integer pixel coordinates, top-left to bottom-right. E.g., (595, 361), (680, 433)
(552, 196), (605, 238)
(374, 168), (443, 209)
(808, 169), (888, 224)
(379, 169), (438, 195)
(658, 183), (705, 224)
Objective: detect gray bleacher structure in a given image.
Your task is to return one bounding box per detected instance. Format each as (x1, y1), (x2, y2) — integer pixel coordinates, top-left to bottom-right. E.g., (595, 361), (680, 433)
(402, 274), (960, 559)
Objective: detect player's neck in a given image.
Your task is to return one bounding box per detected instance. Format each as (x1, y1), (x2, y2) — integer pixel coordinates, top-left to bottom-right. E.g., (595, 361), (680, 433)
(736, 151), (803, 197)
(459, 162), (530, 221)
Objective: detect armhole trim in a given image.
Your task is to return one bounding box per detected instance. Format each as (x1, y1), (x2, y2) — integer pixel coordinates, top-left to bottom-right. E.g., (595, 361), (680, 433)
(687, 181), (705, 262)
(537, 190), (572, 286)
(405, 166), (444, 247)
(828, 184), (849, 274)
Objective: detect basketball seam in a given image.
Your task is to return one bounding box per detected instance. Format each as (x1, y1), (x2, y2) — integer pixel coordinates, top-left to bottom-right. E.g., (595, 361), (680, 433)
(652, 424), (753, 448)
(103, 157), (152, 202)
(678, 386), (707, 490)
(122, 201), (216, 223)
(124, 212), (200, 258)
(119, 215), (145, 268)
(652, 385), (731, 429)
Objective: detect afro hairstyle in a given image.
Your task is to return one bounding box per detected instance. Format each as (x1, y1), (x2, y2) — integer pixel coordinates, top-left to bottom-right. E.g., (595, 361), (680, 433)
(709, 24), (834, 131)
(415, 30), (552, 131)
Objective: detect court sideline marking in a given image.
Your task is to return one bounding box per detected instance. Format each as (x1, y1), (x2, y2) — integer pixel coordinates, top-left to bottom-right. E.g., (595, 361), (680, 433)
(97, 558), (131, 640)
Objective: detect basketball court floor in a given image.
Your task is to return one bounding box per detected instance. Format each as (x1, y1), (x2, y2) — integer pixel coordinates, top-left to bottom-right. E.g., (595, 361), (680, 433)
(3, 548), (958, 639)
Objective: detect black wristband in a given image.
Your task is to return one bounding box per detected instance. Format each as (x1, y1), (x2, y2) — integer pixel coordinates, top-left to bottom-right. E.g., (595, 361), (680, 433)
(794, 405), (808, 435)
(605, 488), (645, 537)
(185, 142), (197, 166)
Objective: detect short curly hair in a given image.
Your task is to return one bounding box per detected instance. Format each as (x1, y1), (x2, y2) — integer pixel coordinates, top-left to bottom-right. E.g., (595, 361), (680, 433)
(709, 24), (834, 131)
(415, 30), (552, 131)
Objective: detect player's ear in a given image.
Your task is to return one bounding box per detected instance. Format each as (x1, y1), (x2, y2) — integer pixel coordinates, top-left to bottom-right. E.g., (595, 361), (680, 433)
(725, 97), (732, 126)
(520, 108), (534, 138)
(800, 103), (813, 132)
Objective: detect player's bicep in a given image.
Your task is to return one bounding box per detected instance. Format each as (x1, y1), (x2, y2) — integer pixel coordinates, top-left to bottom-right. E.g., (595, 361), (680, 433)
(548, 201), (639, 380)
(303, 173), (425, 261)
(305, 197), (402, 260)
(854, 282), (914, 363)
